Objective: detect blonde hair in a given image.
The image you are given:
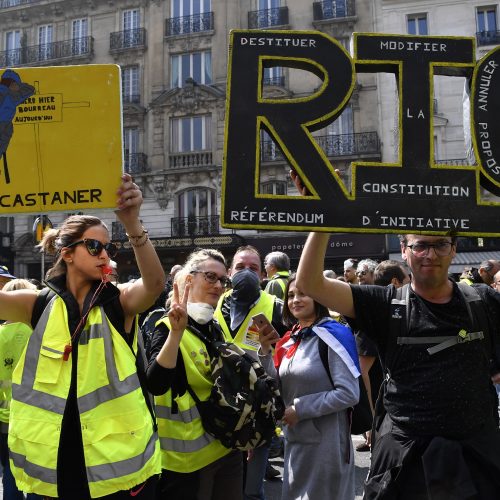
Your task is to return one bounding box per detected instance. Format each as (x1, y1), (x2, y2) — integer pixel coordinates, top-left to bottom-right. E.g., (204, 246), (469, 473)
(38, 215), (107, 280)
(3, 279), (38, 292)
(174, 248), (227, 298)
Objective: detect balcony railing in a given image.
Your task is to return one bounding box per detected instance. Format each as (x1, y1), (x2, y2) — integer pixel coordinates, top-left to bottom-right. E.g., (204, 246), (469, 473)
(122, 94), (141, 105)
(313, 0), (355, 21)
(124, 153), (148, 174)
(0, 0), (40, 9)
(111, 221), (127, 241)
(110, 28), (146, 51)
(476, 30), (500, 46)
(171, 215), (220, 237)
(169, 151), (213, 169)
(435, 158), (473, 166)
(248, 6), (289, 28)
(165, 12), (214, 36)
(0, 37), (93, 66)
(261, 131), (380, 162)
(316, 132), (380, 157)
(263, 75), (285, 86)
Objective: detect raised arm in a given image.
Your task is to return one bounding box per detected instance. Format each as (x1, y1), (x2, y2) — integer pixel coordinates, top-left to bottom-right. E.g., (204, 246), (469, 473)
(295, 232), (356, 318)
(116, 174), (166, 317)
(0, 290), (38, 326)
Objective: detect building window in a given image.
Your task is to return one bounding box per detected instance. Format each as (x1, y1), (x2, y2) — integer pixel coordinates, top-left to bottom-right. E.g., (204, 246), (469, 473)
(171, 115), (211, 152)
(122, 66), (140, 103)
(124, 127), (139, 171)
(263, 66), (284, 86)
(477, 6), (498, 44)
(38, 24), (53, 61)
(172, 0), (211, 18)
(5, 30), (21, 66)
(171, 51), (212, 88)
(178, 188), (216, 218)
(407, 14), (428, 35)
(123, 9), (140, 30)
(323, 105), (354, 155)
(261, 181), (287, 195)
(72, 18), (88, 55)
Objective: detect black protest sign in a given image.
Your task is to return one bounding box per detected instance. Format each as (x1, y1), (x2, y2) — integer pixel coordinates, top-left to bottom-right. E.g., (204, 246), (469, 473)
(222, 30), (500, 236)
(472, 46), (500, 197)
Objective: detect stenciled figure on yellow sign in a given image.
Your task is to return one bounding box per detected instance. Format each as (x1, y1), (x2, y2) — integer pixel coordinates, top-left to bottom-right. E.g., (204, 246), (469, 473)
(0, 69), (35, 184)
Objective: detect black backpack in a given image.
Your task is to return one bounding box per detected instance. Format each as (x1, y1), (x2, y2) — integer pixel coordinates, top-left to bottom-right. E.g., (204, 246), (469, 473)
(186, 325), (285, 451)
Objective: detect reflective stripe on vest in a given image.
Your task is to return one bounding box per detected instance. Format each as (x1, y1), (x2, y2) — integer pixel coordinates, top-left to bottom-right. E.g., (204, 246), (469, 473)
(154, 319), (230, 473)
(9, 295), (160, 497)
(214, 291), (275, 351)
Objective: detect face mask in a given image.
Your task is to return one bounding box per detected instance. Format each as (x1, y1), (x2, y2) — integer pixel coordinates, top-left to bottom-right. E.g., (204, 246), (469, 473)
(187, 302), (214, 325)
(231, 268), (261, 299)
(229, 268), (261, 331)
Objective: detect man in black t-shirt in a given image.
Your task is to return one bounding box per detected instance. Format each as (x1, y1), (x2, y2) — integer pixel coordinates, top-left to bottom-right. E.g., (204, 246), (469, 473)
(296, 232), (500, 500)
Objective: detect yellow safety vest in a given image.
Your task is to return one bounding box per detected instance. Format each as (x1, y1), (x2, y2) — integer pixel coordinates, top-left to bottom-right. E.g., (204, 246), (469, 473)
(265, 271), (290, 298)
(9, 296), (160, 498)
(0, 322), (32, 426)
(154, 318), (230, 473)
(214, 291), (275, 351)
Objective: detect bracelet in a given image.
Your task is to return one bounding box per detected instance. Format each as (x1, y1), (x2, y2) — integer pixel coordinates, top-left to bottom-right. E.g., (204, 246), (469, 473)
(128, 233), (149, 248)
(126, 227), (148, 241)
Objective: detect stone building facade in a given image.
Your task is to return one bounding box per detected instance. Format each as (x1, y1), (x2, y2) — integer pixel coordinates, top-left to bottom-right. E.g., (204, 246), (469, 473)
(0, 0), (498, 279)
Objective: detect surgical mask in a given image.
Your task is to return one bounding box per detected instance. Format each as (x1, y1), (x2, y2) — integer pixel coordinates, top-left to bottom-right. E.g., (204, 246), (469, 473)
(187, 302), (214, 325)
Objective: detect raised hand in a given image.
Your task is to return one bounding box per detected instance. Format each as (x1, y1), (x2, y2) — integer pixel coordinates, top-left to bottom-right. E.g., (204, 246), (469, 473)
(168, 282), (190, 338)
(115, 173), (143, 225)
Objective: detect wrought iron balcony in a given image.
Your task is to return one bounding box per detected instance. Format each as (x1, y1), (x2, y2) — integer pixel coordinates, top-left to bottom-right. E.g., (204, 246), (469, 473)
(165, 12), (214, 36)
(476, 30), (500, 46)
(316, 132), (380, 157)
(0, 37), (93, 66)
(261, 131), (380, 162)
(435, 158), (473, 166)
(263, 75), (285, 86)
(124, 153), (148, 174)
(248, 6), (289, 28)
(168, 151), (213, 169)
(111, 221), (127, 241)
(171, 215), (220, 237)
(313, 0), (355, 20)
(0, 0), (40, 8)
(110, 28), (146, 51)
(122, 94), (141, 105)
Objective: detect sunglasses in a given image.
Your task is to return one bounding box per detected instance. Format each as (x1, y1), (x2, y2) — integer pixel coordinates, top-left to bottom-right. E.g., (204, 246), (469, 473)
(191, 270), (231, 288)
(65, 238), (118, 258)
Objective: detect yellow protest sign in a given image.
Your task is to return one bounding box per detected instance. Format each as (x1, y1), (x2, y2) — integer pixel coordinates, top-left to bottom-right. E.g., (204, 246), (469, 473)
(0, 64), (122, 214)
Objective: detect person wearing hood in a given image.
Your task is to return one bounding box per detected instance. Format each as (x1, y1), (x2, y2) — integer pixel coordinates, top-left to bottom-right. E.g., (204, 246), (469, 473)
(146, 248), (243, 500)
(214, 245), (287, 500)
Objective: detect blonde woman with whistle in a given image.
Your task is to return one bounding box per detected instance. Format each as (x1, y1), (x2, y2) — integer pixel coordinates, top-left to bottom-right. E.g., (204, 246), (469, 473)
(0, 173), (165, 499)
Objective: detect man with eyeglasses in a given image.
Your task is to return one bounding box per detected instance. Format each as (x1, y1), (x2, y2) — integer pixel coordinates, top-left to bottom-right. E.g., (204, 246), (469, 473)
(296, 232), (500, 499)
(214, 245), (287, 499)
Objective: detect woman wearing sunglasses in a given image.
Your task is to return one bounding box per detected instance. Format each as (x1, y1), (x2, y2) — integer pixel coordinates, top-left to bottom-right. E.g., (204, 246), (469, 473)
(146, 249), (243, 500)
(0, 174), (165, 499)
(258, 274), (359, 500)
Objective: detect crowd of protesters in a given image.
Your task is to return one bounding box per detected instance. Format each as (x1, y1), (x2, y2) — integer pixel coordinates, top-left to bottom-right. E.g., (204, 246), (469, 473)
(0, 174), (499, 500)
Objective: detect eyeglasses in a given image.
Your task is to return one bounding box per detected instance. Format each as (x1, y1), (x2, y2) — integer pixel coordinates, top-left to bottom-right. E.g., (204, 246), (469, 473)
(356, 270), (368, 276)
(405, 241), (454, 257)
(191, 270), (231, 288)
(65, 238), (118, 258)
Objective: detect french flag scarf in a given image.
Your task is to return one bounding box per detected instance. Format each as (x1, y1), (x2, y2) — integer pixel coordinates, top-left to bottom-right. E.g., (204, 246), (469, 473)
(274, 317), (360, 379)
